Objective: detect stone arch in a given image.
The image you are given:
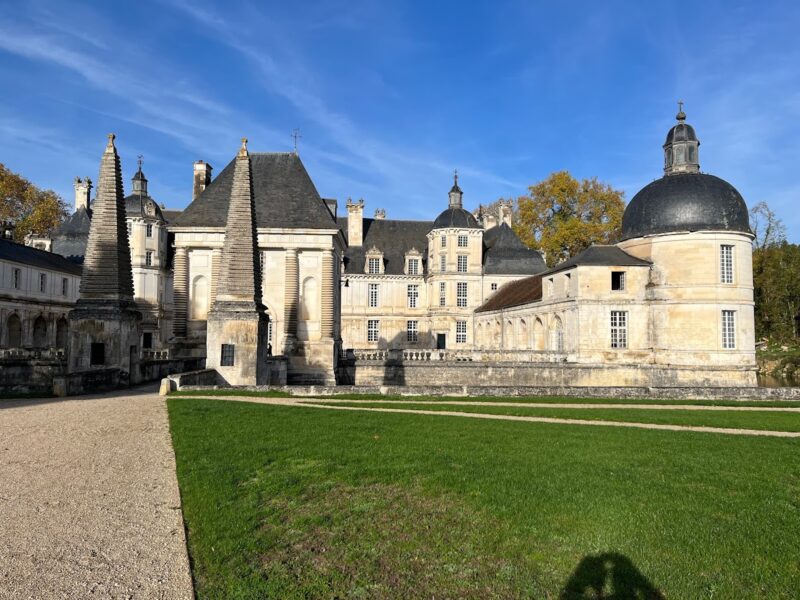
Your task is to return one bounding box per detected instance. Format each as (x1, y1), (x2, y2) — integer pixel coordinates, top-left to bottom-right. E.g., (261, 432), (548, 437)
(32, 315), (48, 348)
(191, 275), (209, 320)
(476, 322), (483, 347)
(533, 318), (545, 351)
(6, 314), (22, 348)
(518, 319), (528, 350)
(492, 320), (501, 347)
(56, 317), (68, 349)
(505, 319), (514, 349)
(300, 276), (318, 321)
(550, 315), (564, 352)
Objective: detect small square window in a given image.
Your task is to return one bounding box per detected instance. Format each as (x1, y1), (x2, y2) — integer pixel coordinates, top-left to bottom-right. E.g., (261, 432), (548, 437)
(90, 343), (105, 366)
(458, 235), (468, 247)
(221, 344), (235, 366)
(491, 282), (498, 291)
(611, 271), (625, 291)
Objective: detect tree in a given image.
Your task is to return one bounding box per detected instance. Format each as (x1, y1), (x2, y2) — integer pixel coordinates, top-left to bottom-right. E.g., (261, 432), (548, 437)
(0, 163), (69, 242)
(496, 171), (625, 266)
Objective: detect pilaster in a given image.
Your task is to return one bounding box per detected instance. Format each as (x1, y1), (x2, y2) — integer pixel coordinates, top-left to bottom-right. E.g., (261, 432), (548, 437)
(173, 247), (188, 338)
(283, 248), (298, 348)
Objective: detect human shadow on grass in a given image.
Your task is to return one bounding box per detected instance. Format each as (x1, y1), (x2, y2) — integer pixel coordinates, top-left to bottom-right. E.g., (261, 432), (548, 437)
(559, 552), (665, 600)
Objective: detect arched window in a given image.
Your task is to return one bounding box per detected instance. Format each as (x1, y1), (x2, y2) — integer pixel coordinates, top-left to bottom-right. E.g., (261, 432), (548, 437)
(33, 316), (48, 348)
(550, 316), (564, 352)
(300, 277), (318, 321)
(519, 319), (528, 350)
(191, 275), (209, 320)
(56, 318), (68, 349)
(533, 318), (545, 351)
(6, 314), (22, 348)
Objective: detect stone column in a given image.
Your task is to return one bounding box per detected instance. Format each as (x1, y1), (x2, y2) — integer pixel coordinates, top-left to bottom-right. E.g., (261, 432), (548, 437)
(173, 247), (188, 338)
(283, 248), (298, 345)
(321, 250), (335, 339)
(210, 247), (222, 309)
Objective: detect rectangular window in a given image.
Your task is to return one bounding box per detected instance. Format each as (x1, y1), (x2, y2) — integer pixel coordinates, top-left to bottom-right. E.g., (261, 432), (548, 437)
(408, 258), (419, 275)
(457, 255), (468, 273)
(39, 273), (46, 292)
(456, 320), (467, 344)
(221, 344), (235, 366)
(439, 281), (446, 306)
(367, 319), (380, 342)
(145, 251), (153, 266)
(457, 282), (467, 307)
(440, 255), (446, 272)
(458, 235), (468, 248)
(610, 310), (628, 349)
(407, 320), (418, 343)
(441, 235), (447, 248)
(90, 343), (105, 366)
(407, 284), (419, 308)
(611, 271), (626, 291)
(722, 310), (736, 349)
(491, 282), (498, 291)
(13, 268), (21, 289)
(62, 277), (68, 296)
(565, 273), (572, 297)
(368, 257), (381, 274)
(547, 277), (554, 298)
(368, 283), (379, 308)
(142, 332), (153, 349)
(146, 223), (153, 237)
(720, 245), (734, 284)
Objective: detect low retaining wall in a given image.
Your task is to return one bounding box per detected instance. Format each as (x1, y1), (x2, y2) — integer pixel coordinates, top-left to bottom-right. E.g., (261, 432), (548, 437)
(0, 357), (65, 395)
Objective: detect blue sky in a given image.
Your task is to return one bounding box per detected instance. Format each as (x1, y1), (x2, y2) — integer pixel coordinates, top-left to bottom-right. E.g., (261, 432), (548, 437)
(1, 0), (798, 239)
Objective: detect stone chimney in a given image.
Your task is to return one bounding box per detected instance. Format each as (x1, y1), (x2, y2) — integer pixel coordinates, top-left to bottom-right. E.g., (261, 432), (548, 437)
(499, 200), (513, 226)
(74, 177), (92, 211)
(484, 214), (497, 229)
(374, 208), (386, 220)
(346, 198), (364, 246)
(193, 161), (213, 200)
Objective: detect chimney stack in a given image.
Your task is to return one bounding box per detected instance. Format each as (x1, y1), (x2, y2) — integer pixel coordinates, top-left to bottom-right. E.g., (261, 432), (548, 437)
(499, 200), (513, 227)
(193, 161), (213, 200)
(374, 208), (386, 220)
(74, 177), (92, 211)
(346, 198), (364, 246)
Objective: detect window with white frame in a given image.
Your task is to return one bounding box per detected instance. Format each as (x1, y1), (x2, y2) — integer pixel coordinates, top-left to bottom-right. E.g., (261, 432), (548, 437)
(408, 258), (419, 275)
(720, 245), (734, 284)
(440, 255), (447, 272)
(457, 255), (468, 273)
(610, 310), (628, 349)
(407, 320), (418, 342)
(62, 277), (68, 296)
(368, 283), (379, 308)
(441, 235), (446, 248)
(491, 282), (498, 291)
(456, 320), (467, 343)
(146, 251), (153, 266)
(146, 223), (153, 238)
(367, 319), (380, 342)
(13, 268), (21, 289)
(368, 257), (381, 274)
(457, 234), (468, 248)
(722, 310), (736, 349)
(457, 282), (467, 307)
(439, 281), (446, 306)
(407, 284), (419, 308)
(39, 273), (46, 293)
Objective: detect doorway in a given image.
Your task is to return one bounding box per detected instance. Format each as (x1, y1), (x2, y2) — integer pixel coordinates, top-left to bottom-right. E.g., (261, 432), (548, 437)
(436, 333), (446, 350)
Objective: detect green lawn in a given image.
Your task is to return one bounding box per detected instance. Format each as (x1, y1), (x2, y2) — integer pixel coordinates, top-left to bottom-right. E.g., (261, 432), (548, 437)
(168, 398), (800, 599)
(305, 401), (800, 432)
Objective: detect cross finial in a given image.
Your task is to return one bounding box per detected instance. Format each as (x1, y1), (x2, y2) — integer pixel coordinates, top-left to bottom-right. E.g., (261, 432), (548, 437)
(292, 128), (302, 153)
(676, 100), (686, 121)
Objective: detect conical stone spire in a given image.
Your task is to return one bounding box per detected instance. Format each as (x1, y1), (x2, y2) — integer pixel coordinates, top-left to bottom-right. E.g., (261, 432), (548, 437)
(79, 134), (134, 302)
(214, 137), (263, 308)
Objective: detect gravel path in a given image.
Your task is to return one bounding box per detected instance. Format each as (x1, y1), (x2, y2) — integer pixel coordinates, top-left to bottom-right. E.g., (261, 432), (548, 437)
(186, 395), (800, 438)
(0, 388), (194, 600)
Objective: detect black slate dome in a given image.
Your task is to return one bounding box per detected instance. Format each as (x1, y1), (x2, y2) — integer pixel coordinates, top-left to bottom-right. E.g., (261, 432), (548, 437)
(621, 172), (751, 240)
(432, 207), (480, 230)
(665, 122), (697, 145)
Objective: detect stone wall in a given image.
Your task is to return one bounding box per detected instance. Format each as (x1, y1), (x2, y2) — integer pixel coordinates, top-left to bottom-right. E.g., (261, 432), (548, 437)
(0, 354), (65, 395)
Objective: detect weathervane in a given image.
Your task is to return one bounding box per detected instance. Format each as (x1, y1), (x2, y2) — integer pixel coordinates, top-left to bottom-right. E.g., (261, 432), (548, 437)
(292, 128), (302, 153)
(137, 154), (143, 170)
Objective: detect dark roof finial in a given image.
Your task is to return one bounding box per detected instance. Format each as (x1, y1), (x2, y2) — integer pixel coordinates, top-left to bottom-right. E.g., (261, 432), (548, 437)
(137, 154), (143, 171)
(454, 168), (458, 187)
(676, 100), (686, 121)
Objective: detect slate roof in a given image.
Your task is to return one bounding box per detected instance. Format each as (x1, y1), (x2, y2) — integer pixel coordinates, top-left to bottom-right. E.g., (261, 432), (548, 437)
(476, 274), (543, 313)
(547, 245), (650, 275)
(432, 207), (481, 230)
(170, 153), (337, 230)
(124, 193), (165, 220)
(0, 238), (82, 276)
(338, 217), (430, 275)
(482, 223), (546, 275)
(161, 210), (182, 223)
(51, 207), (92, 260)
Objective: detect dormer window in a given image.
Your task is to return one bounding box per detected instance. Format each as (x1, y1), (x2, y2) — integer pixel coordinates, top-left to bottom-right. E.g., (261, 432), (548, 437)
(365, 247), (384, 275)
(405, 248), (422, 276)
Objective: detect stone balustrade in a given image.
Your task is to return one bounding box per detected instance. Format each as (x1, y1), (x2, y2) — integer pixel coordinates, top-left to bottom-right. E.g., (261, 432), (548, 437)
(0, 348), (66, 360)
(348, 348), (569, 364)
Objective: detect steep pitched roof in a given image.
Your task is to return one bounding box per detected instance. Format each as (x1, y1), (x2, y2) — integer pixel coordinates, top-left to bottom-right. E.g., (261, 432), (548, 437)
(482, 223), (546, 275)
(0, 238), (82, 276)
(171, 152), (337, 230)
(547, 245), (650, 275)
(476, 274), (543, 313)
(338, 217), (430, 275)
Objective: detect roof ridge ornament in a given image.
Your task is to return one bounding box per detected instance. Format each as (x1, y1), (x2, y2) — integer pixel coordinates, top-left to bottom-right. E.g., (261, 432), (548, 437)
(105, 133), (116, 152)
(239, 137), (248, 157)
(676, 100), (686, 122)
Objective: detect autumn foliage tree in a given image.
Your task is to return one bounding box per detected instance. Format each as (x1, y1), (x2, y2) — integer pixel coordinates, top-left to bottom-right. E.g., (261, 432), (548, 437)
(0, 163), (69, 242)
(489, 171), (625, 267)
